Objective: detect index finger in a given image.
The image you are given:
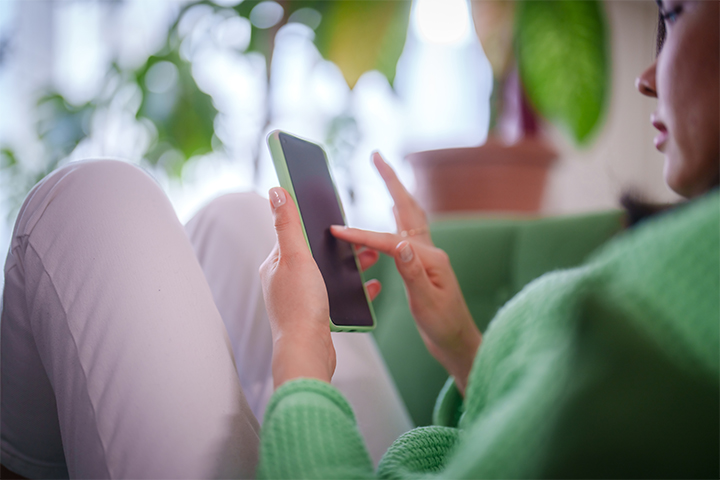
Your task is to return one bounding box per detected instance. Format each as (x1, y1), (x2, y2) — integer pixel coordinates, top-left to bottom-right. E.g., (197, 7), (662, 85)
(330, 225), (400, 257)
(372, 152), (415, 209)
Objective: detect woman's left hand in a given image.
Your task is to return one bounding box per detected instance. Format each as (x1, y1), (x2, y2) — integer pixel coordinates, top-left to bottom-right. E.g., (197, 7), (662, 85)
(259, 187), (336, 388)
(259, 186), (383, 389)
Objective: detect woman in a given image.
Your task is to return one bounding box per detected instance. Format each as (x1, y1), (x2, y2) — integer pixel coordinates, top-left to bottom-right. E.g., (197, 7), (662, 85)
(257, 0), (718, 478)
(1, 0), (717, 478)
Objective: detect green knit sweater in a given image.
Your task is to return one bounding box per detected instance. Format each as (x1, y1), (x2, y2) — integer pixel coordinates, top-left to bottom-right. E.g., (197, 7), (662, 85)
(259, 191), (719, 479)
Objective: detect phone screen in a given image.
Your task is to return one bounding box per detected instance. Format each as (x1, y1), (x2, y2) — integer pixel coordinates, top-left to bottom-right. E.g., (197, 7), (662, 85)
(279, 132), (374, 328)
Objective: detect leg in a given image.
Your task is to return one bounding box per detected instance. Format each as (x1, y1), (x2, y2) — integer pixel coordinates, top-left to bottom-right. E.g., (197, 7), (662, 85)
(185, 193), (276, 421)
(185, 193), (414, 466)
(1, 160), (259, 479)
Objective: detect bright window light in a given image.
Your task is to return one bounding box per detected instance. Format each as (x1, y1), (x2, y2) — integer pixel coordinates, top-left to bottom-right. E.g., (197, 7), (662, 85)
(414, 0), (471, 45)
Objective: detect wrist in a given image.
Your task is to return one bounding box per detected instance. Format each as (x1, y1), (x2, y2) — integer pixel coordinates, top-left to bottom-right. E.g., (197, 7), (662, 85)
(271, 331), (336, 388)
(434, 326), (481, 396)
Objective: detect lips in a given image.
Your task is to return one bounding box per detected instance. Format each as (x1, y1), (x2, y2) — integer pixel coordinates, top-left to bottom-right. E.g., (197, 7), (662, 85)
(651, 116), (668, 152)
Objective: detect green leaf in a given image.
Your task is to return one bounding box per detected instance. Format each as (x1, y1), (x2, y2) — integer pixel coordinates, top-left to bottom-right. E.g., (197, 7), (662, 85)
(35, 93), (94, 160)
(314, 0), (411, 89)
(135, 51), (218, 169)
(0, 147), (18, 169)
(515, 0), (609, 144)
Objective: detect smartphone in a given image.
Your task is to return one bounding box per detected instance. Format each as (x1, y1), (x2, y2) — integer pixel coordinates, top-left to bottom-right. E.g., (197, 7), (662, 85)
(266, 130), (377, 332)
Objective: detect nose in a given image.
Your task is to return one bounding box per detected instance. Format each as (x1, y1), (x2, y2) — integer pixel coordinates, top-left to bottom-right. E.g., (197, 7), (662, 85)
(636, 61), (658, 98)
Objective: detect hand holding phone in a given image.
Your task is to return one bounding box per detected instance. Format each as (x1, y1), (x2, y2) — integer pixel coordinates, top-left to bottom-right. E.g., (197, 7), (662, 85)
(266, 130), (377, 332)
(260, 186), (337, 387)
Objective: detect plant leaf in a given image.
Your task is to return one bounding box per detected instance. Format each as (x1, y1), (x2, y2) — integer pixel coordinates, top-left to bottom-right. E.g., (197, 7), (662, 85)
(515, 0), (609, 144)
(36, 93), (94, 158)
(314, 0), (411, 89)
(135, 51), (218, 169)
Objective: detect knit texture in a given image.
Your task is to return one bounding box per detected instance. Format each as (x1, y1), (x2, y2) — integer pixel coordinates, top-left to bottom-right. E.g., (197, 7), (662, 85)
(375, 426), (459, 479)
(258, 190), (719, 479)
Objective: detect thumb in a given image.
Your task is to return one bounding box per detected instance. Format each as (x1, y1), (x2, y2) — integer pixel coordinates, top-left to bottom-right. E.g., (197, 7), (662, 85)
(394, 241), (432, 299)
(269, 187), (308, 258)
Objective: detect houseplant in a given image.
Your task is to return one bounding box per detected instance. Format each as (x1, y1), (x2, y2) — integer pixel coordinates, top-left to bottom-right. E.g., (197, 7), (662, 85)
(408, 0), (609, 214)
(0, 0), (412, 216)
(1, 0), (607, 218)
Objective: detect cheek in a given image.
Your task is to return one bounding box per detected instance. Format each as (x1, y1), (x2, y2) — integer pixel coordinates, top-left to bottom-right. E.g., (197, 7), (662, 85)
(656, 37), (719, 196)
(670, 85), (720, 196)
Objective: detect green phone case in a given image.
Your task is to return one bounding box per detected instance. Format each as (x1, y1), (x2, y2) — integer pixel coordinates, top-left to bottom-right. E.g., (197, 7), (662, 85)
(266, 130), (377, 332)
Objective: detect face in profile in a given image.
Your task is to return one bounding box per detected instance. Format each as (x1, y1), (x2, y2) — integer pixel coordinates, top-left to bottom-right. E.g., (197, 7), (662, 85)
(636, 0), (720, 198)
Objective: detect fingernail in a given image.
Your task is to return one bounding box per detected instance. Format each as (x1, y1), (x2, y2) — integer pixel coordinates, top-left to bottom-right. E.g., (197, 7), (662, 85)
(269, 187), (286, 208)
(398, 241), (413, 263)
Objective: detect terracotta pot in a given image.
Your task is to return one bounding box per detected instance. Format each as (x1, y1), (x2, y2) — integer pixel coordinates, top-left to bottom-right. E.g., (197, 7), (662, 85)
(406, 137), (557, 214)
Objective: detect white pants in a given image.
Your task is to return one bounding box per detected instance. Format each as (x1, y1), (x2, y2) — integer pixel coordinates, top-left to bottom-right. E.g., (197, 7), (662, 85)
(1, 160), (412, 479)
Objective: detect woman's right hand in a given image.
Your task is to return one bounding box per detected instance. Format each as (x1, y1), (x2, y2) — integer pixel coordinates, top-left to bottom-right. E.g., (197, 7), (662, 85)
(330, 153), (481, 395)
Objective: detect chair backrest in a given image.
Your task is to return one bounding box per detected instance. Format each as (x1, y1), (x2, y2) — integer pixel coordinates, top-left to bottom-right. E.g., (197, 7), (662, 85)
(368, 210), (624, 426)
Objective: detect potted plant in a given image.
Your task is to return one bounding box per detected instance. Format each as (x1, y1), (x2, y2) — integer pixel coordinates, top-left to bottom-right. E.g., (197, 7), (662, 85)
(1, 0), (412, 210)
(407, 0), (609, 214)
(1, 0), (608, 217)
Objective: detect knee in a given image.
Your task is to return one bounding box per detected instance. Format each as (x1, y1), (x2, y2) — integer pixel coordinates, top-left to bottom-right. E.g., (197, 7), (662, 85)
(204, 193), (269, 222)
(13, 160), (168, 241)
(45, 159), (156, 199)
(193, 193), (273, 236)
(186, 192), (275, 256)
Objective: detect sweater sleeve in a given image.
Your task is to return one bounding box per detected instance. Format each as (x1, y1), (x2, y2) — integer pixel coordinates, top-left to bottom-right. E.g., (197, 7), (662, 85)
(432, 377), (464, 428)
(258, 379), (461, 480)
(258, 379), (374, 479)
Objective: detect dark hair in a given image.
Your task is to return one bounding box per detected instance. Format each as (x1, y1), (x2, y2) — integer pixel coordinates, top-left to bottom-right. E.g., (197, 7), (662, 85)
(620, 192), (677, 227)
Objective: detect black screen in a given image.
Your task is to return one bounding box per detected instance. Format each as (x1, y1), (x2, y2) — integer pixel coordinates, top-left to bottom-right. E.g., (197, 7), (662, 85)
(279, 132), (374, 327)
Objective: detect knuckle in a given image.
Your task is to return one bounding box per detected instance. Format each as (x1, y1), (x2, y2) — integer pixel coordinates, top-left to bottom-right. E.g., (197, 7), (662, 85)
(259, 259), (273, 280)
(403, 260), (423, 280)
(280, 250), (306, 267)
(433, 248), (450, 264)
(258, 261), (266, 276)
(274, 217), (293, 232)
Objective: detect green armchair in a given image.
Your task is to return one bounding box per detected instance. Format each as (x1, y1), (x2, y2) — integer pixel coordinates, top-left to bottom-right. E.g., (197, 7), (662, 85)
(368, 210), (625, 426)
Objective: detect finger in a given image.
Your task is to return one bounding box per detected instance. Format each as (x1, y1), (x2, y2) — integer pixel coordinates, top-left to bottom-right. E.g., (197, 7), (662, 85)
(373, 152), (431, 242)
(330, 225), (399, 256)
(394, 241), (433, 302)
(364, 279), (382, 302)
(357, 247), (380, 272)
(392, 205), (401, 230)
(268, 187), (309, 258)
(372, 152), (414, 209)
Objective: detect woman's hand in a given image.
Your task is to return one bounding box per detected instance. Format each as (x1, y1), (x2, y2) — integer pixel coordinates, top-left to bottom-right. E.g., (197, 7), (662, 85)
(259, 187), (382, 389)
(330, 153), (481, 395)
(260, 187), (336, 388)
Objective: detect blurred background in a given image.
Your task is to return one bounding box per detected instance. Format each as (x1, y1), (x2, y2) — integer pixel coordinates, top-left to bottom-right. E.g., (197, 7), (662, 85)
(0, 0), (679, 278)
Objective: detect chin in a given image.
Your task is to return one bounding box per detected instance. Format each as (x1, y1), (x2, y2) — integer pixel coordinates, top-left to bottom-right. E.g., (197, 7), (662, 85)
(663, 160), (681, 195)
(665, 168), (717, 199)
(663, 160), (693, 198)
